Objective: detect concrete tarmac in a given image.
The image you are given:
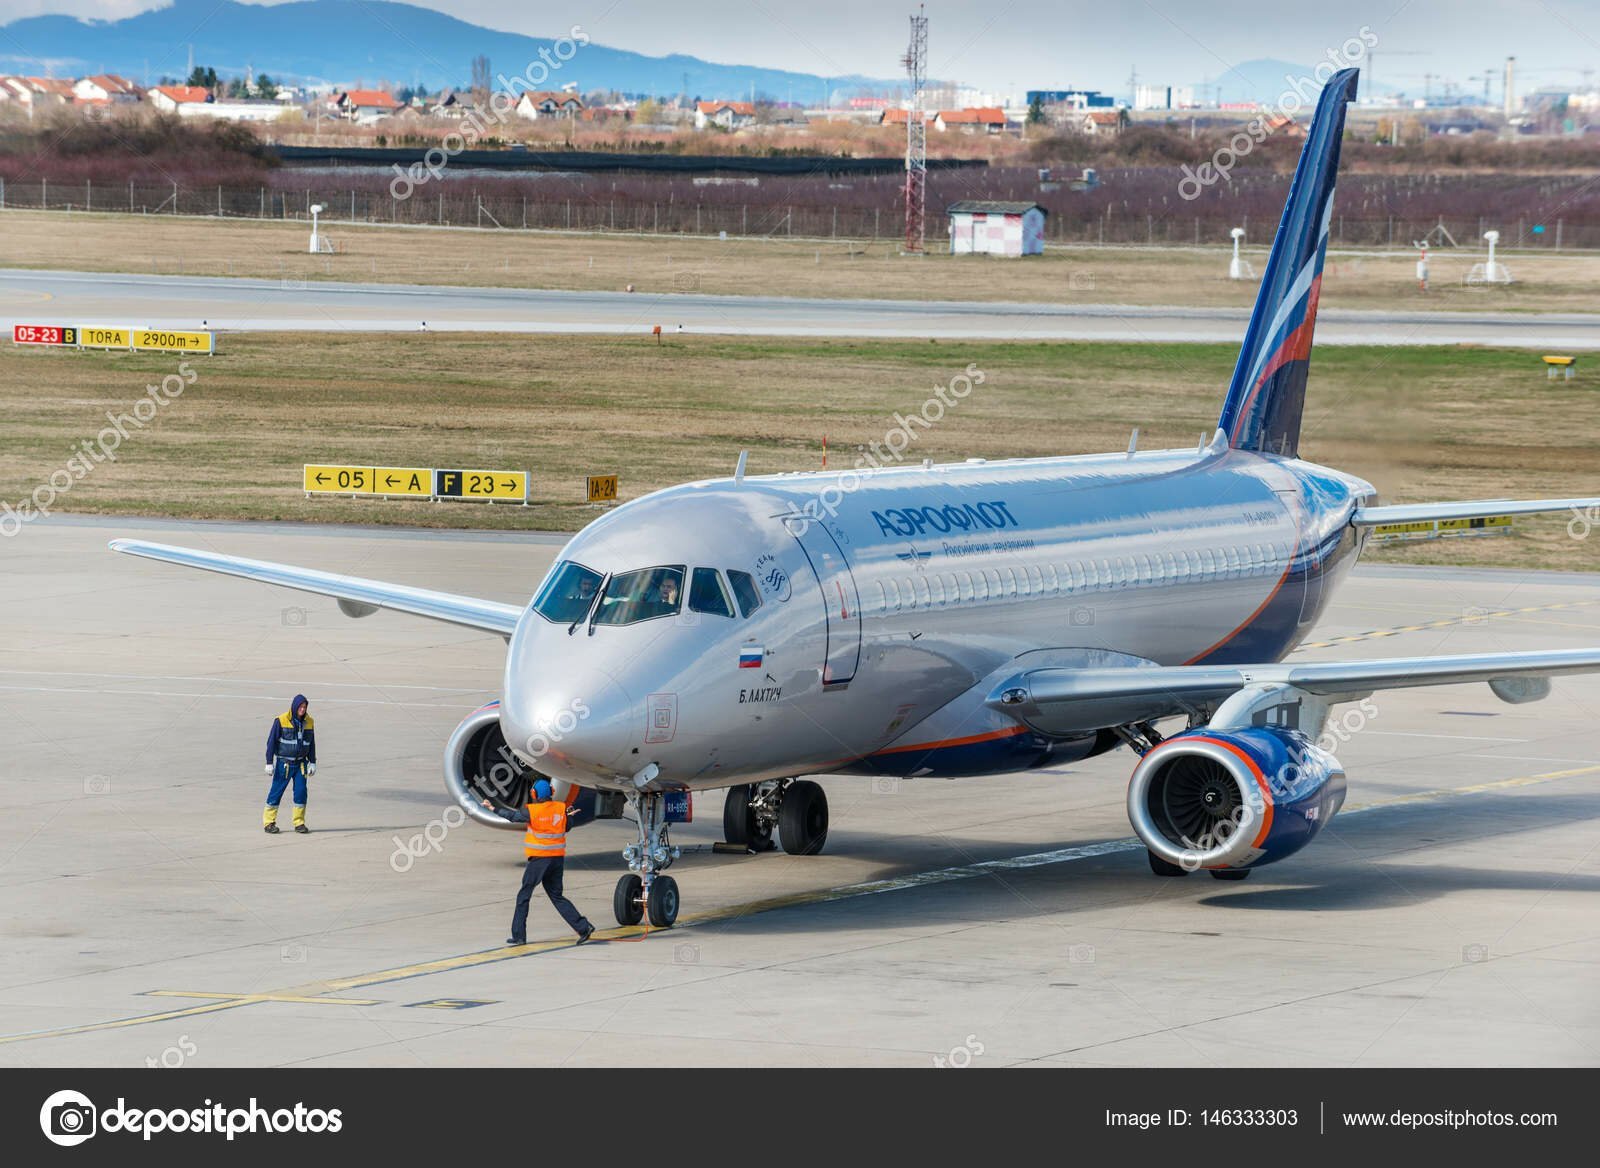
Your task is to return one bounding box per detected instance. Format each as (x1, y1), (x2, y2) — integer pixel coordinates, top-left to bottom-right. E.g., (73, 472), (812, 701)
(6, 268), (1600, 346)
(2, 516), (1599, 1067)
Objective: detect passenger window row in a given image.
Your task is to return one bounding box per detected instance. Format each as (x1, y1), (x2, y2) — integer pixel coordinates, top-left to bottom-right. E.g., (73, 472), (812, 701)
(872, 542), (1291, 614)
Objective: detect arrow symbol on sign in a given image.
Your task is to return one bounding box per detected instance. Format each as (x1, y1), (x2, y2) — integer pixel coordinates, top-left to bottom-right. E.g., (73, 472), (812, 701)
(502, 478), (515, 492)
(384, 474), (399, 487)
(315, 473), (329, 484)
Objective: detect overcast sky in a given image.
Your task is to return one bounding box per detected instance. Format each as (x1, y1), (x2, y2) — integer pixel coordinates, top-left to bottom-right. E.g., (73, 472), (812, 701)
(0, 0), (1595, 95)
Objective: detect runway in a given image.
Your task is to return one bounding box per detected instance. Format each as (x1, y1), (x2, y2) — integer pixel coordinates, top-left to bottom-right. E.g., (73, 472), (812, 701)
(2, 515), (1598, 1067)
(6, 267), (1600, 345)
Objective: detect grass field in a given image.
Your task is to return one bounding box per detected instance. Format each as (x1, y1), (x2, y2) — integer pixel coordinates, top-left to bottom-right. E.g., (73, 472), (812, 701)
(2, 332), (1596, 571)
(3, 209), (1599, 314)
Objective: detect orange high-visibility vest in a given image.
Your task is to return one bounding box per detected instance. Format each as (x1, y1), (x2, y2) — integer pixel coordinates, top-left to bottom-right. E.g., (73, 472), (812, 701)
(523, 800), (568, 858)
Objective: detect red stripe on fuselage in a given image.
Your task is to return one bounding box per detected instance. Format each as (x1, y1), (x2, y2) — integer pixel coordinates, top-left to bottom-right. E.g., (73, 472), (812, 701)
(1230, 273), (1323, 448)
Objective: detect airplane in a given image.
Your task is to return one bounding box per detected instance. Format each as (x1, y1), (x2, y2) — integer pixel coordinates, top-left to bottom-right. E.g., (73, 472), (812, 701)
(112, 67), (1600, 931)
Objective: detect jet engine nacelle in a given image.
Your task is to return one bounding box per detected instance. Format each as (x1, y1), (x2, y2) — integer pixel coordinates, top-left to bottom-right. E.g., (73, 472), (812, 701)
(1126, 726), (1346, 871)
(444, 702), (621, 832)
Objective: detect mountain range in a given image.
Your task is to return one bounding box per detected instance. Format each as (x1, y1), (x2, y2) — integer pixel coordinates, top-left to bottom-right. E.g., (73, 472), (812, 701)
(0, 0), (902, 99)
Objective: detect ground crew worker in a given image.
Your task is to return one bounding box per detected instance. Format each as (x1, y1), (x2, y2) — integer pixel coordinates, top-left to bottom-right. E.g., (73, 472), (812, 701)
(263, 694), (316, 834)
(493, 779), (595, 945)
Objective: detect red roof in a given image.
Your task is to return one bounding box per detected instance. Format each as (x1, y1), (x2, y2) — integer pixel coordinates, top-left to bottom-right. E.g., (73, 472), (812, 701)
(880, 108), (932, 124)
(937, 107), (1006, 124)
(87, 74), (138, 94)
(1084, 111), (1122, 125)
(697, 101), (755, 115)
(340, 89), (399, 108)
(152, 85), (210, 104)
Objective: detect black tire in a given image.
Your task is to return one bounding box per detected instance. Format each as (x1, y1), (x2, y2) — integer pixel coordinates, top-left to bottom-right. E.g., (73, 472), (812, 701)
(1210, 868), (1251, 881)
(646, 875), (679, 928)
(1147, 851), (1189, 877)
(613, 874), (644, 926)
(723, 784), (757, 846)
(779, 780), (829, 856)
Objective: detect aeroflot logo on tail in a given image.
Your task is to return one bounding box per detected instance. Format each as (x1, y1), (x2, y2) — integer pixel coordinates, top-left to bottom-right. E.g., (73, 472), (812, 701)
(872, 500), (1019, 538)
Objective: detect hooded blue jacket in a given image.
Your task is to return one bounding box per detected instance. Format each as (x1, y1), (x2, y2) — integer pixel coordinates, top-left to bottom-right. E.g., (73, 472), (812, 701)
(266, 694), (316, 766)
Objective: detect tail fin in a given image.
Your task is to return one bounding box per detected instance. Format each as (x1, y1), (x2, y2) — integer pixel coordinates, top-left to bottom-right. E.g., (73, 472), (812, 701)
(1218, 67), (1359, 457)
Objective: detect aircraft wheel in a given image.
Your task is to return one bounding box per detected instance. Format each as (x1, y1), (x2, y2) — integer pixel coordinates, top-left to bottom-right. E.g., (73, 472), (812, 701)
(1148, 852), (1189, 877)
(647, 875), (680, 928)
(613, 874), (644, 926)
(1209, 868), (1251, 881)
(779, 780), (829, 855)
(722, 784), (770, 847)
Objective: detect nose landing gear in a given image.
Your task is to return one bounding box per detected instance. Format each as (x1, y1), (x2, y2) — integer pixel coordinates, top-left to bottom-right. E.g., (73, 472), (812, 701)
(615, 789), (681, 928)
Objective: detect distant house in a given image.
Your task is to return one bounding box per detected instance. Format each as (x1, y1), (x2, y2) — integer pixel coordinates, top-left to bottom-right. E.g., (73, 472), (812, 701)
(147, 85), (212, 113)
(430, 89), (479, 119)
(879, 108), (932, 126)
(515, 91), (584, 120)
(947, 200), (1047, 257)
(180, 99), (288, 123)
(73, 74), (140, 103)
(695, 100), (756, 130)
(335, 89), (400, 123)
(1262, 113), (1305, 138)
(932, 107), (1008, 133)
(1075, 110), (1125, 136)
(2, 76), (75, 109)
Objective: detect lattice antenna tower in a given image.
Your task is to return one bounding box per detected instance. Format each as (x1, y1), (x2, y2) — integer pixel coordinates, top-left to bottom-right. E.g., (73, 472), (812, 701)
(901, 6), (928, 253)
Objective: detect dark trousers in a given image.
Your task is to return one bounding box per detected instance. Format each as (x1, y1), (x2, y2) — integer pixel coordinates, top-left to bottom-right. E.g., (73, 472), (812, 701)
(510, 856), (592, 941)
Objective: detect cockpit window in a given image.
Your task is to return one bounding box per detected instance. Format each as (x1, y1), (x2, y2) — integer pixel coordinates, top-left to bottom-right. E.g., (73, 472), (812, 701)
(689, 568), (735, 618)
(727, 570), (762, 619)
(531, 560), (603, 624)
(593, 565), (685, 626)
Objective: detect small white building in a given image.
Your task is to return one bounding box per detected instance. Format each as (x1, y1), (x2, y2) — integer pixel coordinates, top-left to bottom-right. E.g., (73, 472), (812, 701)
(73, 74), (140, 103)
(695, 100), (756, 130)
(947, 200), (1047, 257)
(516, 91), (584, 120)
(147, 84), (211, 113)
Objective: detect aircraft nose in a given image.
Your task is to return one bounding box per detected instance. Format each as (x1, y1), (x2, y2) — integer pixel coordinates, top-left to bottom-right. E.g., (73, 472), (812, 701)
(501, 666), (636, 781)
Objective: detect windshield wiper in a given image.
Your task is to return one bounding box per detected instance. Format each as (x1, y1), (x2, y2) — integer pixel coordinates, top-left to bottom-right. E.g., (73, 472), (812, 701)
(586, 573), (614, 637)
(569, 572), (609, 636)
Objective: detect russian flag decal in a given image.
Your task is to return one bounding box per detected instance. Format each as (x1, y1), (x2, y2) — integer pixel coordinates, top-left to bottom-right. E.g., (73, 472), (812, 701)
(739, 645), (764, 669)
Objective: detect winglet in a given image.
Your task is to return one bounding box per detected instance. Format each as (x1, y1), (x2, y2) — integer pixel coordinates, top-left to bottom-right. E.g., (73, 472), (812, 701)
(1217, 67), (1359, 458)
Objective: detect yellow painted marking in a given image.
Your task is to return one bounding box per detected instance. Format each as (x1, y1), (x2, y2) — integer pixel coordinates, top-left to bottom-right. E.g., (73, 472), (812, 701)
(1296, 599), (1600, 651)
(303, 464), (374, 495)
(131, 328), (213, 353)
(4, 763), (1597, 1046)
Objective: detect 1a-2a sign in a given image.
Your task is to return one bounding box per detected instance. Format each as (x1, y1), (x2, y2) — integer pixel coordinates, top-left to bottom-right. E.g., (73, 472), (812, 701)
(587, 474), (619, 503)
(434, 469), (528, 503)
(13, 324), (77, 346)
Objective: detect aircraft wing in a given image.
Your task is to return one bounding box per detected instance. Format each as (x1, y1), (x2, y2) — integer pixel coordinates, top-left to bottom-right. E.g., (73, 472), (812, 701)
(1353, 497), (1600, 526)
(109, 540), (522, 637)
(986, 648), (1600, 735)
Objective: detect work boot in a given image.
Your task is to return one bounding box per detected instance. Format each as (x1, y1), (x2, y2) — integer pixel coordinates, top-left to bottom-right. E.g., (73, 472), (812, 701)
(264, 822), (280, 834)
(506, 937), (526, 946)
(294, 824), (309, 834)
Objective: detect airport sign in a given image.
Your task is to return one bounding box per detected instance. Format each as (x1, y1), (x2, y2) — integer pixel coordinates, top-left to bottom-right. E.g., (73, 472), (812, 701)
(587, 474), (619, 503)
(12, 324), (77, 346)
(373, 466), (433, 498)
(303, 464), (376, 495)
(132, 329), (214, 354)
(78, 326), (131, 349)
(434, 469), (528, 503)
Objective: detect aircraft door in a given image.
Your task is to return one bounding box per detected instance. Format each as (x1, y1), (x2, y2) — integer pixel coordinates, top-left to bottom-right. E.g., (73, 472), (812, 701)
(784, 516), (862, 688)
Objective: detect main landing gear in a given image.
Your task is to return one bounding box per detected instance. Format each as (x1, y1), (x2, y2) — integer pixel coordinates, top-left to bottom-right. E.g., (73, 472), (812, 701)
(614, 790), (681, 928)
(723, 779), (829, 856)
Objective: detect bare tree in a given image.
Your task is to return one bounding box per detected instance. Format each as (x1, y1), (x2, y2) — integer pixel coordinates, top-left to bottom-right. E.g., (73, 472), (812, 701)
(471, 55), (491, 107)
